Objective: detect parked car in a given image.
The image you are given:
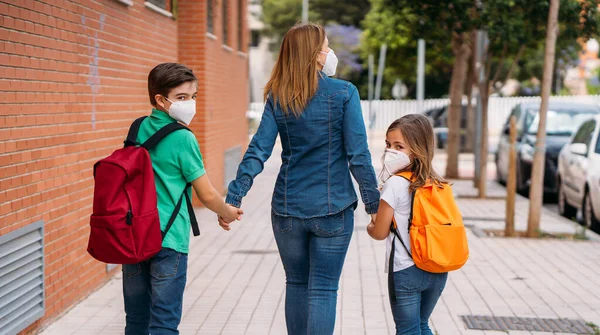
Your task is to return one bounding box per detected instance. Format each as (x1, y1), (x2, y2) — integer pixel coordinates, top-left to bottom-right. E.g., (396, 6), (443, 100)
(557, 115), (600, 229)
(424, 105), (469, 150)
(495, 102), (600, 195)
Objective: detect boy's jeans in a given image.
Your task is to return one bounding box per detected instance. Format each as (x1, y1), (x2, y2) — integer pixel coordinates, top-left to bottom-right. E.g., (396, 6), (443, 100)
(122, 248), (188, 335)
(272, 206), (354, 335)
(390, 265), (448, 335)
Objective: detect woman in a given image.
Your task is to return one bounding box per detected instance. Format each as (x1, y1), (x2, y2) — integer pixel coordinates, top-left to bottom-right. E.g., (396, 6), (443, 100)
(223, 23), (380, 334)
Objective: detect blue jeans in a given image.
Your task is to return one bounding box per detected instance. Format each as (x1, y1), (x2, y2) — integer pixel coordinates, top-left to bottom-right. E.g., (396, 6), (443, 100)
(390, 265), (448, 335)
(122, 248), (188, 335)
(272, 206), (354, 335)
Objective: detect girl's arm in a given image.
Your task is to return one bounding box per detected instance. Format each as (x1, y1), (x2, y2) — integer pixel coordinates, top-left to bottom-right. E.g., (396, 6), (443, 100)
(367, 199), (394, 240)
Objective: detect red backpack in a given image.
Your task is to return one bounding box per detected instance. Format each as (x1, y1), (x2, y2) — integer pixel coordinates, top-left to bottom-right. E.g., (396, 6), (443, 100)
(87, 117), (200, 264)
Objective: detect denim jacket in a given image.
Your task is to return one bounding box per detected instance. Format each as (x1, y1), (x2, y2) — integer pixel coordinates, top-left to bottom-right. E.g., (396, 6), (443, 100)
(226, 74), (380, 218)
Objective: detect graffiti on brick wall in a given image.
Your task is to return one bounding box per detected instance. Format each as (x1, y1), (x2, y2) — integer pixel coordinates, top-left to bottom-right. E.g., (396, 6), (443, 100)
(81, 14), (105, 129)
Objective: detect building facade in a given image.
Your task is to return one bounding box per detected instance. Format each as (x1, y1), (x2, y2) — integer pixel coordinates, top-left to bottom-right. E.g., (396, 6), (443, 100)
(0, 0), (249, 333)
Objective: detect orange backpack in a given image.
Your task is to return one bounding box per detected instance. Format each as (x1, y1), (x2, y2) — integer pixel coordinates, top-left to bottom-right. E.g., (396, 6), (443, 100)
(391, 171), (469, 274)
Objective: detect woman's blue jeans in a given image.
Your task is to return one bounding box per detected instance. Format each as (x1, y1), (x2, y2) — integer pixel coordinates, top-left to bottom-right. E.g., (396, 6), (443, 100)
(272, 206), (354, 335)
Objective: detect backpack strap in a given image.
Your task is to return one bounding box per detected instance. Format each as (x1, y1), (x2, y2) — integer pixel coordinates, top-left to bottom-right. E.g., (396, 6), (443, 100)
(391, 217), (412, 257)
(133, 121), (200, 239)
(407, 191), (416, 231)
(388, 194), (415, 305)
(388, 230), (397, 304)
(124, 116), (147, 147)
(141, 122), (189, 151)
(162, 183), (200, 239)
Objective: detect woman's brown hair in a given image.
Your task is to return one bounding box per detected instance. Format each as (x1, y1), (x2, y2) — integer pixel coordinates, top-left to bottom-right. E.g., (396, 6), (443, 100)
(264, 23), (325, 117)
(387, 114), (447, 193)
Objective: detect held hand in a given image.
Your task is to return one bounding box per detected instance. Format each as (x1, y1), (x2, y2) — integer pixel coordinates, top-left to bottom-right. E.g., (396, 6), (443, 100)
(370, 213), (377, 224)
(221, 205), (244, 224)
(217, 215), (231, 231)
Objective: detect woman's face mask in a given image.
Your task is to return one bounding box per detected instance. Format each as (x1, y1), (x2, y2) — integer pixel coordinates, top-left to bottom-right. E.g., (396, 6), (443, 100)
(319, 49), (338, 77)
(379, 148), (411, 183)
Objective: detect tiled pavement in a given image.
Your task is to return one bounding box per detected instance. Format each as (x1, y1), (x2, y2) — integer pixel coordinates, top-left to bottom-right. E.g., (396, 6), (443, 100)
(39, 141), (600, 335)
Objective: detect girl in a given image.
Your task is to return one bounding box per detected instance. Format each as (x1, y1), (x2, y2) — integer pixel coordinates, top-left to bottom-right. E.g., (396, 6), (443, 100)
(224, 23), (379, 334)
(367, 114), (448, 335)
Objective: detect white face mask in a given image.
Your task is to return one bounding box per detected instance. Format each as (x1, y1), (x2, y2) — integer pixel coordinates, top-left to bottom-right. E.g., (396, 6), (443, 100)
(319, 50), (338, 77)
(165, 98), (196, 125)
(379, 148), (411, 183)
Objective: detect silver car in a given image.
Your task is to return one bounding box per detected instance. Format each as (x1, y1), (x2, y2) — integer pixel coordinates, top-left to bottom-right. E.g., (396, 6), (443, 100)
(557, 114), (600, 229)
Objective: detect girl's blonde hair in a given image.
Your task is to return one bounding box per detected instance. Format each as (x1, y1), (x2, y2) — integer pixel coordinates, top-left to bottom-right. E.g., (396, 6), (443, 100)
(387, 114), (447, 193)
(264, 23), (325, 117)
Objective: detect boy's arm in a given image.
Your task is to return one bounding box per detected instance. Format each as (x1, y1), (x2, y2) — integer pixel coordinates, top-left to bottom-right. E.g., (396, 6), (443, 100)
(177, 131), (242, 225)
(191, 174), (242, 225)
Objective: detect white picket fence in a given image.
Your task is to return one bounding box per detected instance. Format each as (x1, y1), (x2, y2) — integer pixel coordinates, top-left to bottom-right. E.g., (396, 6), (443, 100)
(248, 95), (600, 135)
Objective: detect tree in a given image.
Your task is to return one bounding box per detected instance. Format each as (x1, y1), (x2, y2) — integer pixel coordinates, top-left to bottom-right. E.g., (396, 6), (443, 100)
(307, 0), (370, 27)
(399, 1), (478, 179)
(527, 0), (560, 237)
(363, 0), (479, 177)
(262, 0), (372, 83)
(262, 0), (370, 48)
(360, 0), (455, 100)
(262, 0), (304, 49)
(474, 0), (599, 197)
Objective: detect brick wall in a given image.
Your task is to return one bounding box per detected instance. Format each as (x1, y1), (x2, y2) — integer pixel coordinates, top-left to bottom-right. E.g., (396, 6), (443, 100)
(0, 0), (248, 332)
(202, 0), (249, 194)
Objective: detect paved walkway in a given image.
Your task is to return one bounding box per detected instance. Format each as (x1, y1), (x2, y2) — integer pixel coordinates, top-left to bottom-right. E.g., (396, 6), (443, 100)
(39, 142), (600, 335)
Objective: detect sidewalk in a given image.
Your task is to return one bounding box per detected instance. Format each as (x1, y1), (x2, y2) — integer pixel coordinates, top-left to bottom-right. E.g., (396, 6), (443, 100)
(39, 141), (600, 335)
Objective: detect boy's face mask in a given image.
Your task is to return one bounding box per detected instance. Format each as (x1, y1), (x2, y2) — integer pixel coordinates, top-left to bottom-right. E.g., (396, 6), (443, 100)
(164, 97), (196, 125)
(379, 148), (411, 183)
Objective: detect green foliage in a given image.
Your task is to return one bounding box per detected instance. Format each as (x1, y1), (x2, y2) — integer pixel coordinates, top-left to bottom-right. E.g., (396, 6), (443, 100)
(587, 68), (600, 95)
(262, 0), (370, 47)
(307, 0), (370, 27)
(262, 0), (304, 48)
(360, 0), (455, 99)
(361, 0), (600, 99)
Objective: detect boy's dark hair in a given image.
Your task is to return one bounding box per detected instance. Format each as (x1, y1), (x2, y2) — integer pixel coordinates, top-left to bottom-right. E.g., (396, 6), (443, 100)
(148, 63), (197, 106)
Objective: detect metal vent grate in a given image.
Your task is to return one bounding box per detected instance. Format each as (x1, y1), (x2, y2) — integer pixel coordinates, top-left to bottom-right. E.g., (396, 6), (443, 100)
(461, 315), (595, 333)
(0, 220), (45, 335)
(224, 146), (242, 190)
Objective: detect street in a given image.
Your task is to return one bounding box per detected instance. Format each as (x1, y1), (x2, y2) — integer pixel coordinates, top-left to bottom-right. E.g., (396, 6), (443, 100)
(37, 140), (600, 335)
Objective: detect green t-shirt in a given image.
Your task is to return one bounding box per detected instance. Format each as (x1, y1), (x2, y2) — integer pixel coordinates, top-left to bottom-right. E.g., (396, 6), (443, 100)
(136, 109), (206, 254)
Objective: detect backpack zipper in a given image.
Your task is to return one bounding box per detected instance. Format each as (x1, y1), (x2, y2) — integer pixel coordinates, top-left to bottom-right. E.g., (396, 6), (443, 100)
(124, 186), (133, 225)
(100, 161), (135, 225)
(126, 210), (133, 225)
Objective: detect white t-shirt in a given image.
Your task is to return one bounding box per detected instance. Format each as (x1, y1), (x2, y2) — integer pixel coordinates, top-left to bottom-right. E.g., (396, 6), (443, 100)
(380, 176), (415, 273)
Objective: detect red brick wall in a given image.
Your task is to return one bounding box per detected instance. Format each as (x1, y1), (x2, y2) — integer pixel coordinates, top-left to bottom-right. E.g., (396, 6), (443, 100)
(0, 0), (248, 332)
(182, 0), (249, 199)
(197, 0), (249, 195)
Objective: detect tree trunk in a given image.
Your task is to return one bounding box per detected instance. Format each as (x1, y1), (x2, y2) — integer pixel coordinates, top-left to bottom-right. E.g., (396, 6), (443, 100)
(527, 0), (560, 237)
(446, 33), (471, 179)
(464, 31), (476, 154)
(464, 74), (474, 154)
(477, 86), (489, 198)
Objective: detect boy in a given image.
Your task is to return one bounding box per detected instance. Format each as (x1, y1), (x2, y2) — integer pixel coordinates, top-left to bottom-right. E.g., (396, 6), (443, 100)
(122, 63), (242, 335)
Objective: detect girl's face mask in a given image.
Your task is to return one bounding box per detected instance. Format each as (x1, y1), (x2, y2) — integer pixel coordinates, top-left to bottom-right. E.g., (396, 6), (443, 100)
(379, 148), (411, 183)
